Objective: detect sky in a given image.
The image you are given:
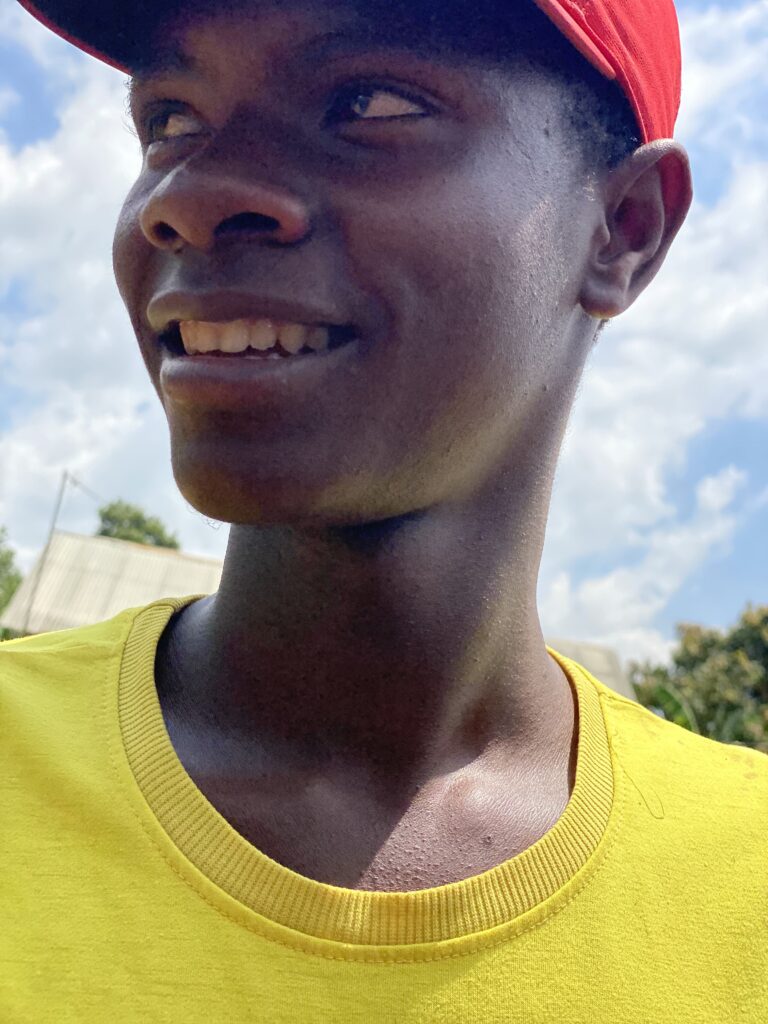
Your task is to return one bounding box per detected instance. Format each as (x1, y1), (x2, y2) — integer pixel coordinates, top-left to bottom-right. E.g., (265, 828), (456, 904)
(0, 0), (766, 666)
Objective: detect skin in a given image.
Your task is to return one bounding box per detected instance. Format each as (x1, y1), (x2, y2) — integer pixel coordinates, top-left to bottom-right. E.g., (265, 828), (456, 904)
(113, 0), (692, 890)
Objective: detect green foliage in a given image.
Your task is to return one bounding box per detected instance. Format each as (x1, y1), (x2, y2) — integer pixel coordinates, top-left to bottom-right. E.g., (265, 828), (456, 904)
(0, 527), (22, 609)
(0, 527), (22, 641)
(630, 605), (768, 753)
(96, 500), (180, 550)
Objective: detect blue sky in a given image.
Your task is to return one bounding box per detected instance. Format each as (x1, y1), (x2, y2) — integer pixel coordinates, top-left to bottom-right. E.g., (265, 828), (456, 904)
(0, 38), (61, 149)
(0, 0), (766, 665)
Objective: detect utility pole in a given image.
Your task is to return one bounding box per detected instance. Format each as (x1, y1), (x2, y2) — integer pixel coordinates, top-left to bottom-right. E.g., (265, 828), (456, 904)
(22, 469), (69, 635)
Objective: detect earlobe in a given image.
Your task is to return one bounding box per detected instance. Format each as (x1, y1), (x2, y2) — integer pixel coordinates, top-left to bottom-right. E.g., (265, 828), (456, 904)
(579, 141), (693, 320)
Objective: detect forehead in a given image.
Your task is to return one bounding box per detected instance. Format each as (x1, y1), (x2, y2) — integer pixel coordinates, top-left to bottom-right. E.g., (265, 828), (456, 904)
(136, 1), (377, 77)
(130, 0), (548, 79)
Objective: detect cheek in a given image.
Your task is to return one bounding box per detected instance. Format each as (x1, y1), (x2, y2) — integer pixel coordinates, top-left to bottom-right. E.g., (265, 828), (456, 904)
(112, 182), (153, 310)
(325, 166), (569, 496)
(338, 157), (568, 382)
(111, 183), (168, 393)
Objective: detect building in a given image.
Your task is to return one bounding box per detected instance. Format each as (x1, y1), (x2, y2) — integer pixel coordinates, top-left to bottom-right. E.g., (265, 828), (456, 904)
(0, 530), (222, 636)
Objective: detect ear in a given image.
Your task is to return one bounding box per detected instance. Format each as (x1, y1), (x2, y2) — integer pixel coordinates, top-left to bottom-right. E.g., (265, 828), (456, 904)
(579, 141), (693, 320)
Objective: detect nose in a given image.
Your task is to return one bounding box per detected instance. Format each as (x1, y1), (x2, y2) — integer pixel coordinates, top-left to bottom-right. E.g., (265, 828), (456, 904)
(139, 168), (312, 252)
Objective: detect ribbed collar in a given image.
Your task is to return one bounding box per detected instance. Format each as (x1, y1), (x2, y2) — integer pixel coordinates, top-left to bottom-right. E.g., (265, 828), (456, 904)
(117, 596), (615, 951)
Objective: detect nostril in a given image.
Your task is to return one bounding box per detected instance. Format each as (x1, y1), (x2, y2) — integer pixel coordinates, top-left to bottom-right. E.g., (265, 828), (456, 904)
(216, 212), (280, 236)
(154, 222), (178, 244)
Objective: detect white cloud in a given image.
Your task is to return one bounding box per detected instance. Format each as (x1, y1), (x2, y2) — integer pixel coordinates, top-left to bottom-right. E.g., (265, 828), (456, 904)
(0, 86), (19, 119)
(676, 1), (768, 153)
(541, 466), (746, 660)
(696, 464), (746, 514)
(753, 485), (768, 512)
(0, 1), (83, 80)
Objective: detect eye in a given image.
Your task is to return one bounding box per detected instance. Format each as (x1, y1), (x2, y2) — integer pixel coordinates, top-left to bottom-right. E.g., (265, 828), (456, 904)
(144, 105), (206, 144)
(326, 84), (430, 124)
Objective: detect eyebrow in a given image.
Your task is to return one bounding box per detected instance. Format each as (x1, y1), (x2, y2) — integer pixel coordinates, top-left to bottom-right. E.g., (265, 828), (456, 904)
(126, 23), (442, 112)
(301, 26), (450, 63)
(301, 28), (400, 60)
(128, 22), (429, 79)
(128, 46), (201, 102)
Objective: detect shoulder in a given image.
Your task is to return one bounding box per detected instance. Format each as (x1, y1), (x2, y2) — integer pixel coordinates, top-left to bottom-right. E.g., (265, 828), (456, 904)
(565, 663), (768, 951)
(0, 604), (140, 662)
(0, 599), (179, 701)
(596, 673), (767, 775)
(583, 667), (768, 833)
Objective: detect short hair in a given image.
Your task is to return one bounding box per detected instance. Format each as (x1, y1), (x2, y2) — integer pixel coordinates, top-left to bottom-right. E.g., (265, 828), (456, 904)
(531, 36), (641, 169)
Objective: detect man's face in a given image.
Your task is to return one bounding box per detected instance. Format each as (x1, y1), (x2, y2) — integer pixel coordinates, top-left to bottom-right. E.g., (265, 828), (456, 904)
(113, 0), (595, 526)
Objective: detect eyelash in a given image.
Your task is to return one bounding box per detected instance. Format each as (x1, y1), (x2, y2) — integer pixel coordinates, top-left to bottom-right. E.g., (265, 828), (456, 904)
(142, 102), (192, 144)
(139, 81), (434, 144)
(324, 81), (433, 124)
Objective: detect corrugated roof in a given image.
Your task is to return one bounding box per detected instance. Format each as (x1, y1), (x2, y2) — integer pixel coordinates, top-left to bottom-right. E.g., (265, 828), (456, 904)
(0, 530), (222, 635)
(0, 530), (635, 700)
(546, 637), (633, 700)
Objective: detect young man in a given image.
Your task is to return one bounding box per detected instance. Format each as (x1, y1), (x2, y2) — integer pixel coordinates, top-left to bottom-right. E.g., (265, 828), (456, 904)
(3, 0), (766, 1019)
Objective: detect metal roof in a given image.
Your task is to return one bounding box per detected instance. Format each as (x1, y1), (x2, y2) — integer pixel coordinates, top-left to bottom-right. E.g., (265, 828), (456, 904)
(1, 530), (635, 700)
(546, 637), (634, 700)
(0, 530), (222, 636)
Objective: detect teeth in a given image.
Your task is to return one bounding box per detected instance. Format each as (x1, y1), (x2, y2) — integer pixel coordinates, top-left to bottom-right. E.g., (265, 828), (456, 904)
(249, 320), (278, 351)
(180, 321), (200, 353)
(305, 326), (330, 352)
(218, 321), (249, 354)
(278, 322), (308, 354)
(177, 318), (341, 356)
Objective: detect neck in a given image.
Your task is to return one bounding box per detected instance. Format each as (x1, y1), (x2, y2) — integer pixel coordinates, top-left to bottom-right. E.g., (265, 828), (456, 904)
(160, 443), (574, 792)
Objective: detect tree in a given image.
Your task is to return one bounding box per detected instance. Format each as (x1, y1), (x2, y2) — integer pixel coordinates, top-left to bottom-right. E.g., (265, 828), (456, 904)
(96, 500), (180, 550)
(0, 527), (23, 641)
(630, 604), (768, 753)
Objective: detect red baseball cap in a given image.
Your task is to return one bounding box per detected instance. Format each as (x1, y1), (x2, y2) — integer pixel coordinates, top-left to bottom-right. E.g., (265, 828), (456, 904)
(16, 0), (681, 143)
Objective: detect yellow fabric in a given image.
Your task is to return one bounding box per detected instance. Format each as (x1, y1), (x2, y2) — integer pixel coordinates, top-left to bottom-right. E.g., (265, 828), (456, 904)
(1, 596), (766, 1022)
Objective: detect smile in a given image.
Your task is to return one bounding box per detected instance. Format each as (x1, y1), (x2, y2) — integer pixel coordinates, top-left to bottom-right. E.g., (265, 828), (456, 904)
(175, 319), (357, 359)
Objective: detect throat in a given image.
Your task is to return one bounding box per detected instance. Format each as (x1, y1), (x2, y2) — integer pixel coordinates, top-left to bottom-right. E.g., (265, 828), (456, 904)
(154, 695), (574, 892)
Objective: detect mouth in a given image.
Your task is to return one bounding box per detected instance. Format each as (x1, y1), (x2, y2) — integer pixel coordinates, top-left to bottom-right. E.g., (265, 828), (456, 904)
(160, 318), (358, 360)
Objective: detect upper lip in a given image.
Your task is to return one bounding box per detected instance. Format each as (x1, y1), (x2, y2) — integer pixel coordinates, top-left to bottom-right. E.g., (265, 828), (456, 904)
(147, 289), (351, 336)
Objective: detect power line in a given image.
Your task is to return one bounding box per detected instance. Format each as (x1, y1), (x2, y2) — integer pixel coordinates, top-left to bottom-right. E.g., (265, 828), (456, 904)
(22, 470), (69, 634)
(67, 473), (107, 506)
(21, 470), (107, 634)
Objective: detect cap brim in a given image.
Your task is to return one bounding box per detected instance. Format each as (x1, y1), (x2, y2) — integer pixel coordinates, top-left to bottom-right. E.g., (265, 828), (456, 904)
(17, 0), (171, 73)
(20, 0), (621, 82)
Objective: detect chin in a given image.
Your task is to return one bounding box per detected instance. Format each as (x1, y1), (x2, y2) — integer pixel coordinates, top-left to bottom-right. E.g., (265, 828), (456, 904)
(165, 414), (333, 521)
(172, 458), (324, 527)
(170, 444), (404, 529)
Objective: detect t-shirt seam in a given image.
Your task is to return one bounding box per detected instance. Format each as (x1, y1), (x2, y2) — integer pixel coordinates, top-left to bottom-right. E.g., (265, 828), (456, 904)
(107, 731), (627, 963)
(107, 607), (626, 964)
(600, 685), (768, 765)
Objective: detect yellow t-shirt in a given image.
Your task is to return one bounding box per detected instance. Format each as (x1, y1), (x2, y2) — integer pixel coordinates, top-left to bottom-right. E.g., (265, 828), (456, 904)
(1, 595), (766, 1022)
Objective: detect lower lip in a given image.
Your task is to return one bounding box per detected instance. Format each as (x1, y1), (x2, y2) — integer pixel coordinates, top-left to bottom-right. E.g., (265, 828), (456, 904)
(159, 341), (359, 410)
